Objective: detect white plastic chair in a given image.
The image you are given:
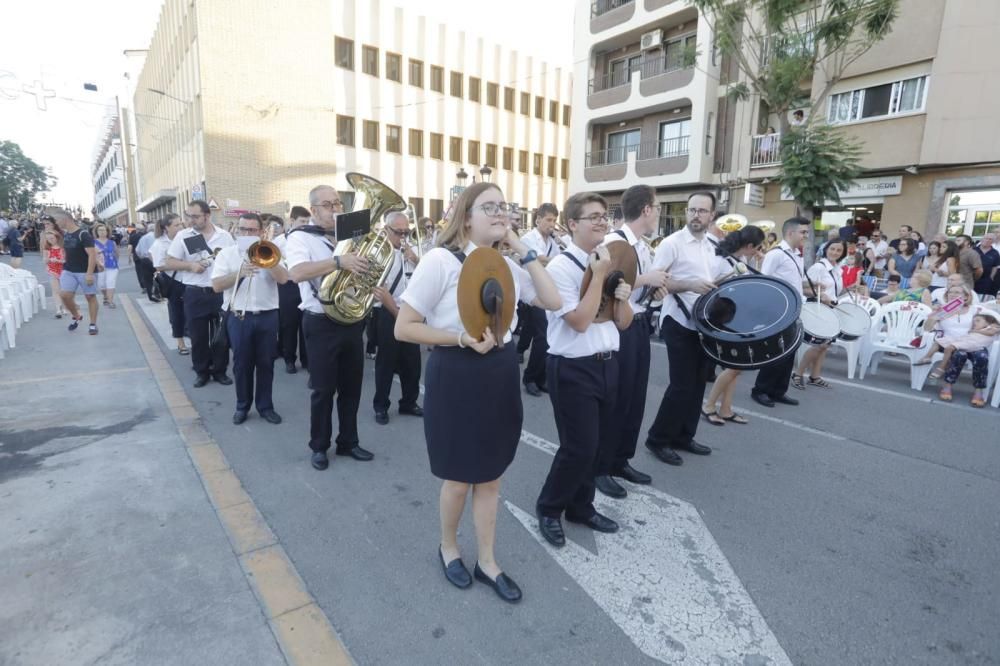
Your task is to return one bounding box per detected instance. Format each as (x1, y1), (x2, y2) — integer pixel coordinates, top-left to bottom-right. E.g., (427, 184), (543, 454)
(0, 293), (16, 348)
(828, 298), (880, 379)
(860, 302), (933, 389)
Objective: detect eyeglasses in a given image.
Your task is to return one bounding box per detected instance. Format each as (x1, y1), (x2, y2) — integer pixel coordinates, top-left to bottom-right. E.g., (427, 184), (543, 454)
(387, 227), (410, 237)
(471, 202), (516, 217)
(572, 214), (610, 225)
(183, 213), (206, 221)
(236, 226), (261, 234)
(687, 208), (713, 216)
(315, 200), (344, 211)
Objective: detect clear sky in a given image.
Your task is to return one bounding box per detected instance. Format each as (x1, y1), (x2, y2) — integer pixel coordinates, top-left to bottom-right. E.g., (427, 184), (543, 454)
(0, 0), (574, 212)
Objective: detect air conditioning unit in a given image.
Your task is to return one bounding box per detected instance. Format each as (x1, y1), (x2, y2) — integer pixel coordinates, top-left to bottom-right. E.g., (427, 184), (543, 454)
(641, 29), (663, 51)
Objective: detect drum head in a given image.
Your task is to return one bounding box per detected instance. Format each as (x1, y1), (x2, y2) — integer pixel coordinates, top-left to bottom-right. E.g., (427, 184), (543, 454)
(693, 275), (802, 342)
(457, 247), (516, 340)
(581, 242), (638, 323)
(834, 302), (871, 337)
(801, 301), (842, 340)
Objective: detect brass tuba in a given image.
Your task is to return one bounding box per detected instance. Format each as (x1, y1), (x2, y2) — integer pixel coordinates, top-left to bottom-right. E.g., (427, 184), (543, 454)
(318, 172), (406, 324)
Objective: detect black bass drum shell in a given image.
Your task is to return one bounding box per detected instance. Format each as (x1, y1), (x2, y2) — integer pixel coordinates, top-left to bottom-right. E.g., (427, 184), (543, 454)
(692, 275), (804, 370)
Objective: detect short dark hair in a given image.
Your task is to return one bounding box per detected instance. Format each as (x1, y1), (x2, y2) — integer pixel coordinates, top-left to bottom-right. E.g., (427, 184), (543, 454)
(564, 192), (607, 224)
(534, 203), (559, 223)
(688, 191), (717, 210)
(782, 216), (810, 236)
(823, 239), (848, 261)
(239, 212), (262, 228)
(621, 185), (656, 222)
(957, 234), (973, 246)
(290, 205), (310, 219)
(899, 224), (912, 233)
(188, 200), (211, 215)
(888, 274), (902, 283)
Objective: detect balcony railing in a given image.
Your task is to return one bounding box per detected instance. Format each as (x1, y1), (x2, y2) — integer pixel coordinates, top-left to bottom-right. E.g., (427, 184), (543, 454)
(750, 132), (782, 167)
(588, 53), (692, 95)
(589, 69), (632, 94)
(585, 136), (690, 167)
(592, 0), (634, 18)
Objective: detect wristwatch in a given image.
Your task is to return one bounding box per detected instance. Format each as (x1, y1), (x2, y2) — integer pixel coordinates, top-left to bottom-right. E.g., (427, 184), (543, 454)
(519, 250), (538, 266)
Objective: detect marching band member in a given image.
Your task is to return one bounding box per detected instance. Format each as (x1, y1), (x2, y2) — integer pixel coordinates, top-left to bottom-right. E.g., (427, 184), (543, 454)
(211, 213), (288, 426)
(372, 211), (423, 425)
(273, 206), (311, 374)
(164, 200), (235, 388)
(750, 218), (810, 408)
(150, 214), (188, 356)
(645, 192), (729, 466)
(517, 203), (561, 396)
(594, 185), (666, 498)
(536, 192), (633, 547)
(395, 182), (561, 604)
(285, 185), (374, 470)
(791, 238), (847, 390)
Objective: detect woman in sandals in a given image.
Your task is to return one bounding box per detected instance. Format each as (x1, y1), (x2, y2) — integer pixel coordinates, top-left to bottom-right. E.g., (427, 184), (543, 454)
(792, 239), (847, 391)
(93, 223), (120, 308)
(44, 228), (68, 318)
(701, 225), (766, 426)
(923, 284), (989, 405)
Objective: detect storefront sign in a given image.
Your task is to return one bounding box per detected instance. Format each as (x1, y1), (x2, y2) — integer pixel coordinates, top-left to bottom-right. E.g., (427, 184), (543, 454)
(781, 176), (902, 202)
(743, 183), (765, 208)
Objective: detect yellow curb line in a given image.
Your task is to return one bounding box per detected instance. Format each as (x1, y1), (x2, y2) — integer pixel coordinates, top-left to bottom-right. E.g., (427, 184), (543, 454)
(120, 295), (354, 666)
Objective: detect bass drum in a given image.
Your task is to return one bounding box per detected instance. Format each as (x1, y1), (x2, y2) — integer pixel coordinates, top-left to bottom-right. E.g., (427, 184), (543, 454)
(692, 275), (803, 370)
(834, 301), (871, 341)
(801, 300), (842, 345)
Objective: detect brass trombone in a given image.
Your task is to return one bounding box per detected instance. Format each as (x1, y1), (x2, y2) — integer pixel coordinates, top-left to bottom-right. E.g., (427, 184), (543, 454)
(233, 228), (282, 319)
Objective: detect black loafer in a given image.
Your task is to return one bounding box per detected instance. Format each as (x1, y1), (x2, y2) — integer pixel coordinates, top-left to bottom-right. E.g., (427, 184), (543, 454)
(193, 374), (210, 388)
(232, 410), (248, 425)
(336, 446), (374, 461)
(678, 440), (712, 456)
(474, 563), (522, 603)
(524, 382), (542, 397)
(311, 451), (329, 470)
(375, 411), (389, 425)
(213, 373), (233, 386)
(772, 394), (799, 406)
(537, 511), (565, 548)
(259, 409), (282, 425)
(537, 384), (549, 393)
(751, 392), (775, 408)
(645, 441), (683, 466)
(439, 548), (472, 589)
(566, 511), (619, 533)
(399, 405), (423, 417)
(595, 474), (627, 499)
(614, 463), (652, 485)
(285, 362), (297, 374)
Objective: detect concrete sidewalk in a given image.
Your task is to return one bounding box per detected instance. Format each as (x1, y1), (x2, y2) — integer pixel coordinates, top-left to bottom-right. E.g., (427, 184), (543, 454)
(0, 290), (340, 665)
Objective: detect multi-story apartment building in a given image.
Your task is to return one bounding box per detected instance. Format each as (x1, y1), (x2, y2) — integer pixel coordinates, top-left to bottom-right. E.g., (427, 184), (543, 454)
(572, 0), (1000, 240)
(91, 110), (128, 226)
(133, 0), (572, 225)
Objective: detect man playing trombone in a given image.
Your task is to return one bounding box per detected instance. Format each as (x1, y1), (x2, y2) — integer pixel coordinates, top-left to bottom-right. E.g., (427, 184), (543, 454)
(212, 212), (289, 426)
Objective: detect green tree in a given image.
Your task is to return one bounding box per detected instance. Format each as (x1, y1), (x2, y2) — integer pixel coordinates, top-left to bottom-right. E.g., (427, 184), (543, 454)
(0, 140), (53, 212)
(692, 0), (899, 257)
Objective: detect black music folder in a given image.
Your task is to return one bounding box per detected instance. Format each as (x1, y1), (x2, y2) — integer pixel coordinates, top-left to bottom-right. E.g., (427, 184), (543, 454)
(335, 209), (371, 242)
(182, 233), (211, 256)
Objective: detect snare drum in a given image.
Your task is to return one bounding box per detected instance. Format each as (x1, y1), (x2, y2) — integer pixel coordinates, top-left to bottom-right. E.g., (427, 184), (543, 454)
(834, 302), (871, 341)
(800, 301), (841, 345)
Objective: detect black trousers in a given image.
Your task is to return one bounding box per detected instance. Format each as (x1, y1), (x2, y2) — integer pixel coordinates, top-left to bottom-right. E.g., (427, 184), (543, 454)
(277, 281), (307, 367)
(136, 257), (157, 299)
(184, 286), (228, 377)
(647, 317), (711, 450)
(365, 310), (378, 355)
(516, 302), (534, 354)
(302, 312), (364, 453)
(227, 310), (278, 413)
(537, 354), (619, 520)
(753, 352), (795, 399)
(166, 282), (186, 339)
(603, 314), (651, 472)
(522, 306), (549, 387)
(372, 307), (421, 412)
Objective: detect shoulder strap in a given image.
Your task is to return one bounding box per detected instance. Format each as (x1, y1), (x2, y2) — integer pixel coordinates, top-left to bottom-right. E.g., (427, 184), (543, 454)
(560, 250), (586, 272)
(447, 247), (466, 264)
(613, 229), (627, 240)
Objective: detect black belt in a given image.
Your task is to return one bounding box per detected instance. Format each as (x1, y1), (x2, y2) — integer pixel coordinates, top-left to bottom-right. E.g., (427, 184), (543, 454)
(237, 309), (278, 316)
(560, 350), (617, 361)
(303, 310), (328, 319)
(185, 285), (216, 293)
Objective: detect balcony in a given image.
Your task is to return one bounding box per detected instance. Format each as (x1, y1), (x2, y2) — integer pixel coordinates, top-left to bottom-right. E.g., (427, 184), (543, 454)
(584, 136), (690, 182)
(587, 54), (694, 109)
(591, 0), (635, 33)
(750, 132), (782, 167)
(644, 0), (680, 9)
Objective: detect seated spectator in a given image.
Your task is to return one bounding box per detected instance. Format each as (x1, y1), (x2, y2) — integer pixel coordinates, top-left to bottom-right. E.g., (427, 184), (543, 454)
(923, 285), (988, 406)
(879, 270), (933, 305)
(917, 311), (1000, 384)
(931, 273), (969, 304)
(888, 238), (920, 279)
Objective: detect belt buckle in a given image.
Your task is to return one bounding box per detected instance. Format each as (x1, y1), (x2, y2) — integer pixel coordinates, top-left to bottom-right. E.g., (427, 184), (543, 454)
(596, 350), (613, 361)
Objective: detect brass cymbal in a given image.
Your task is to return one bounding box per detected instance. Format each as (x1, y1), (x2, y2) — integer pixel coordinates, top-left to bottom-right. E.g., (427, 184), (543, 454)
(580, 241), (638, 323)
(457, 247), (516, 343)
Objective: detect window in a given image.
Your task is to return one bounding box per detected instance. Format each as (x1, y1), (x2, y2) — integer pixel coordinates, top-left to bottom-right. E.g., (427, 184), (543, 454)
(658, 119), (691, 157)
(409, 129), (423, 157)
(518, 150), (528, 173)
(336, 115), (355, 146)
(449, 137), (462, 162)
(468, 140), (481, 165)
(547, 156), (556, 177)
(430, 132), (444, 160)
(363, 120), (379, 149)
(562, 104), (571, 126)
(502, 147), (513, 170)
(430, 66), (444, 92)
(504, 87), (515, 111)
(487, 83), (499, 107)
(486, 144), (498, 168)
(549, 100), (559, 122)
(828, 75), (929, 124)
(386, 53), (402, 83)
(520, 92), (530, 115)
(450, 71), (463, 98)
(335, 37), (354, 70)
(469, 77), (481, 102)
(429, 199), (444, 222)
(386, 124), (401, 153)
(664, 34), (697, 70)
(533, 153), (542, 175)
(561, 158), (569, 180)
(362, 45), (379, 76)
(534, 96), (544, 119)
(408, 59), (423, 87)
(606, 129), (641, 163)
(609, 55), (641, 87)
(408, 197), (424, 219)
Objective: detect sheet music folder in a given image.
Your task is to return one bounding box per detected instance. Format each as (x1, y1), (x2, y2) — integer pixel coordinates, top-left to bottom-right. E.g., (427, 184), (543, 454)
(182, 234), (212, 256)
(336, 209), (371, 242)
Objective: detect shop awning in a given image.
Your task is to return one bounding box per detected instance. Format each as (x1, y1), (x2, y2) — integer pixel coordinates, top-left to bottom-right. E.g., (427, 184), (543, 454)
(137, 189), (178, 213)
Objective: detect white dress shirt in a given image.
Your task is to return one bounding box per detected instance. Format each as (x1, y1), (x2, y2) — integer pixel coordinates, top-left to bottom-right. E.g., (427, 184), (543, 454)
(545, 241), (620, 358)
(166, 226), (235, 288)
(604, 224), (650, 314)
(136, 231), (158, 259)
(806, 258), (844, 300)
(211, 243), (280, 312)
(283, 224), (339, 313)
(374, 248), (411, 308)
(521, 229), (559, 259)
(871, 239), (889, 270)
(761, 240), (805, 296)
(653, 226), (728, 330)
(401, 242), (536, 344)
(150, 236), (171, 271)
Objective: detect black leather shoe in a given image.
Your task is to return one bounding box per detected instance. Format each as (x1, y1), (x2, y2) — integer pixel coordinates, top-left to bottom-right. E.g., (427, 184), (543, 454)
(537, 511), (565, 547)
(474, 564), (522, 603)
(595, 474), (627, 499)
(751, 391), (775, 408)
(285, 362), (297, 374)
(399, 405), (423, 417)
(311, 451), (329, 470)
(193, 374), (210, 388)
(772, 394), (799, 406)
(232, 410), (248, 425)
(375, 410), (389, 425)
(336, 446), (374, 461)
(537, 384), (549, 394)
(213, 373), (233, 386)
(439, 548), (472, 589)
(260, 409), (282, 425)
(645, 441), (683, 466)
(614, 463), (652, 485)
(678, 440), (712, 456)
(566, 511), (619, 533)
(524, 382), (542, 397)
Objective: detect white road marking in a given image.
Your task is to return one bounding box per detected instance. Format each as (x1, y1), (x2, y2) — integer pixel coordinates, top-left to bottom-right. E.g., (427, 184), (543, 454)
(732, 408), (848, 442)
(510, 429), (792, 666)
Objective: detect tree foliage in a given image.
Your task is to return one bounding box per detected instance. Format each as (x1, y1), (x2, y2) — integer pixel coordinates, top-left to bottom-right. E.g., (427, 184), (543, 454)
(0, 140), (53, 212)
(780, 123), (864, 211)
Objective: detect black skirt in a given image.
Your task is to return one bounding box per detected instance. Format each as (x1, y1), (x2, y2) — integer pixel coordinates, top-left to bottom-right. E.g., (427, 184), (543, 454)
(423, 343), (522, 483)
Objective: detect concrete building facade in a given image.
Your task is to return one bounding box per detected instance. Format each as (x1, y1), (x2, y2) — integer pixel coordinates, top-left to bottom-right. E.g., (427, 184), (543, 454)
(91, 111), (128, 226)
(133, 0), (572, 224)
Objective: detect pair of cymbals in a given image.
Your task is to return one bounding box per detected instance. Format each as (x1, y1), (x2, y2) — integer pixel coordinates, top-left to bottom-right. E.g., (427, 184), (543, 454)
(580, 241), (638, 323)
